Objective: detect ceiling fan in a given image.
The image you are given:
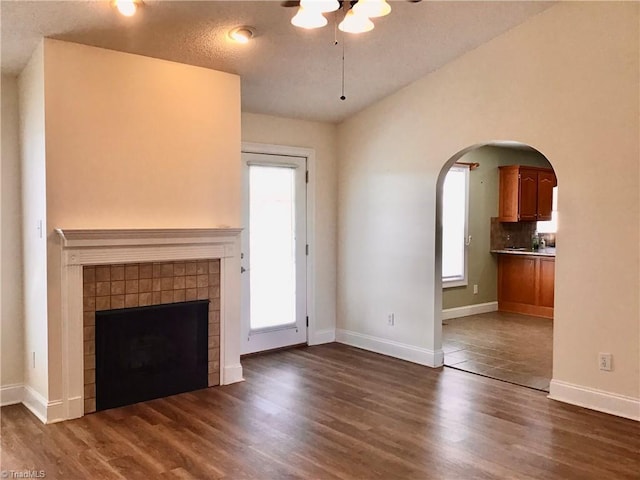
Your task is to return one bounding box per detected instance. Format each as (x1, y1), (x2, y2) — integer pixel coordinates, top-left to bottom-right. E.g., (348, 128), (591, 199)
(281, 0), (422, 101)
(282, 0), (422, 33)
(281, 0), (422, 7)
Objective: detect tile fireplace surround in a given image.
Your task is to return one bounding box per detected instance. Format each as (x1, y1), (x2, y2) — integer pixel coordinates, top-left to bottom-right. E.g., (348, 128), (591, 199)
(82, 259), (221, 414)
(56, 228), (243, 422)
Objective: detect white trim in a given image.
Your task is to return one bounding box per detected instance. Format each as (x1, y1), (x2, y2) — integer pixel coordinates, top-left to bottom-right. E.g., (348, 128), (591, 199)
(223, 364), (245, 384)
(443, 278), (468, 288)
(55, 227), (243, 422)
(44, 399), (65, 424)
(22, 385), (48, 423)
(56, 228), (241, 247)
(0, 384), (24, 406)
(442, 301), (499, 321)
(548, 379), (640, 421)
(309, 328), (336, 345)
(241, 142), (318, 352)
(336, 329), (444, 368)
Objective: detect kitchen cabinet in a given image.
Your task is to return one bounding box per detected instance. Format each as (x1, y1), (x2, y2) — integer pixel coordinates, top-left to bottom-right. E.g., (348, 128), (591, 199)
(498, 166), (556, 222)
(497, 254), (554, 319)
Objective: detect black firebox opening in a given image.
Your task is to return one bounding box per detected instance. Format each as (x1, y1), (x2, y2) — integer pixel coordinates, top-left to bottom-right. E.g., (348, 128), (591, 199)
(95, 300), (209, 411)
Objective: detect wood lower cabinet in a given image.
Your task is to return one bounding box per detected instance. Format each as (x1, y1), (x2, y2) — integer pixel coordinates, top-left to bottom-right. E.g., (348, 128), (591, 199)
(498, 254), (554, 319)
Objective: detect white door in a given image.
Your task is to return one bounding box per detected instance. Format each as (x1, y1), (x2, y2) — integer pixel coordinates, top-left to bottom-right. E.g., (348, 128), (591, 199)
(241, 152), (307, 354)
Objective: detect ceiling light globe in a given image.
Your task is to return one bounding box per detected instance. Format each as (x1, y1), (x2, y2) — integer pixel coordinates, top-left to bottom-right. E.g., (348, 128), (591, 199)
(338, 9), (374, 34)
(292, 6), (328, 29)
(300, 0), (340, 13)
(353, 0), (391, 18)
(115, 0), (137, 17)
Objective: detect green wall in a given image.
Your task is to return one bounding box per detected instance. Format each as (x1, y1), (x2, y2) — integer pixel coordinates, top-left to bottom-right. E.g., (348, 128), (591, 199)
(442, 146), (552, 310)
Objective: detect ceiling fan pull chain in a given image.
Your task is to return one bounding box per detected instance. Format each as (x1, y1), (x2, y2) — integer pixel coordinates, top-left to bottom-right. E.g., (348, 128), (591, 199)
(340, 39), (346, 101)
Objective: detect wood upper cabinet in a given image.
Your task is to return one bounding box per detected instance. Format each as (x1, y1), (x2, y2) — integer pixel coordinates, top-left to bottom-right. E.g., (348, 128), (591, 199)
(498, 165), (556, 222)
(518, 168), (538, 221)
(536, 171), (556, 221)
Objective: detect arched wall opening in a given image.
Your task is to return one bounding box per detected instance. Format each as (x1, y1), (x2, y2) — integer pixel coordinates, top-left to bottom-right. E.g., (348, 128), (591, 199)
(434, 141), (558, 387)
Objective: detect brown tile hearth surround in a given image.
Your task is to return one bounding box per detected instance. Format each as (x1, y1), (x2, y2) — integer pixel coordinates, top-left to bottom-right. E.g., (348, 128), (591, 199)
(82, 260), (221, 414)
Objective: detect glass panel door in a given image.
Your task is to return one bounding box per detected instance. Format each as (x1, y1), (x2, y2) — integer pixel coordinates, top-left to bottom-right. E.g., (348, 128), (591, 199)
(241, 153), (307, 354)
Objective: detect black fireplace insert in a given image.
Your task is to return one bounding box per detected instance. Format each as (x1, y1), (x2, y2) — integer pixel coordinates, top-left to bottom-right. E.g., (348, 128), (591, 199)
(95, 300), (209, 411)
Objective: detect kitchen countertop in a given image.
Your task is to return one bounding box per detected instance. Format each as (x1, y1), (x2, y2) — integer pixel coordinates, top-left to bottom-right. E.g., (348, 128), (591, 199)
(490, 247), (556, 257)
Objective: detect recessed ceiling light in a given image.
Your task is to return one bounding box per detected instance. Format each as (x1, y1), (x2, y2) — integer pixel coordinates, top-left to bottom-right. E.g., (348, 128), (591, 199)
(229, 27), (256, 44)
(112, 0), (143, 17)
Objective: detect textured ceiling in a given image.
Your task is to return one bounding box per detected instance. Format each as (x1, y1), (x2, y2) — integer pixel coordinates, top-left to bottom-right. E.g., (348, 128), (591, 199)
(1, 1), (553, 123)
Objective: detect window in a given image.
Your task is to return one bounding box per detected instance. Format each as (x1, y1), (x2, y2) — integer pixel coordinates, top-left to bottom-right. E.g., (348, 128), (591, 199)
(442, 165), (469, 287)
(537, 186), (558, 233)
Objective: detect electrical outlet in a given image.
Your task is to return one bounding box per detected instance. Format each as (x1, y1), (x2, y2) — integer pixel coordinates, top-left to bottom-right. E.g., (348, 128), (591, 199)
(473, 284), (478, 295)
(599, 353), (612, 371)
(388, 313), (395, 326)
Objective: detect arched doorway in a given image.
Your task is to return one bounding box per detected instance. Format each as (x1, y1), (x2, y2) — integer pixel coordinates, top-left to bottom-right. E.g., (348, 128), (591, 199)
(435, 141), (557, 391)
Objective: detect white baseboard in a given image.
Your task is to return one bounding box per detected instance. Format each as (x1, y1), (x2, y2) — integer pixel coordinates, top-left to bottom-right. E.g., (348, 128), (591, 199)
(21, 386), (68, 424)
(22, 386), (48, 423)
(0, 383), (24, 406)
(309, 328), (336, 345)
(223, 364), (244, 385)
(67, 396), (84, 420)
(336, 329), (444, 368)
(548, 379), (640, 421)
(442, 301), (498, 321)
(45, 399), (65, 424)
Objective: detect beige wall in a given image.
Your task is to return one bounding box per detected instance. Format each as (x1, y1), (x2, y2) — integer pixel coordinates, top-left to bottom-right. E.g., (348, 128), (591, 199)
(241, 113), (338, 337)
(443, 146), (551, 310)
(43, 40), (242, 401)
(17, 43), (49, 398)
(1, 75), (25, 390)
(337, 2), (639, 401)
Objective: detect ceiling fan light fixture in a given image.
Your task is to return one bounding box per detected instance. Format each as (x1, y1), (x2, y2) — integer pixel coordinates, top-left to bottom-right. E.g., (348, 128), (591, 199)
(291, 6), (329, 29)
(112, 0), (142, 17)
(338, 8), (374, 34)
(353, 0), (391, 18)
(229, 26), (255, 44)
(300, 0), (340, 13)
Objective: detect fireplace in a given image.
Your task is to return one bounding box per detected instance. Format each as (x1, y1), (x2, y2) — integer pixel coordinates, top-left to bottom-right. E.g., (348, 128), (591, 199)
(96, 300), (209, 411)
(55, 228), (244, 423)
(82, 259), (221, 413)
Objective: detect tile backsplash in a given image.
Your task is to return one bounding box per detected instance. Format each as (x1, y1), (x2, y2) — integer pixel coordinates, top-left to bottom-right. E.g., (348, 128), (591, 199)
(490, 218), (556, 249)
(490, 218), (537, 250)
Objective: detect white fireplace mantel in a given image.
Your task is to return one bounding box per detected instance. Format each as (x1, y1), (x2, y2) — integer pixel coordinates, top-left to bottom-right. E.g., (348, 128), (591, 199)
(55, 228), (244, 422)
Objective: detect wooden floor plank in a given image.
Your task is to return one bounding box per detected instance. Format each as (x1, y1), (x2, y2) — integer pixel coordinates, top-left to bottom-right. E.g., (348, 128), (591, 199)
(2, 343), (638, 479)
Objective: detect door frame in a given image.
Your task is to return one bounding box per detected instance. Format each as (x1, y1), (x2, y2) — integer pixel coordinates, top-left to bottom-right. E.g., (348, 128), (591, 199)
(241, 142), (317, 348)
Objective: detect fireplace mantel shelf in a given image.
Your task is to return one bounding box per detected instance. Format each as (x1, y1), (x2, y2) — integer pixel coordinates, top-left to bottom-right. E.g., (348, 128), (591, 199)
(56, 228), (243, 248)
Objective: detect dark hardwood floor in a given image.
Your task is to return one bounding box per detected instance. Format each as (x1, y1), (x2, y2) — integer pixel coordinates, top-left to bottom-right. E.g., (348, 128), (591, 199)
(2, 344), (638, 479)
(442, 311), (553, 391)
